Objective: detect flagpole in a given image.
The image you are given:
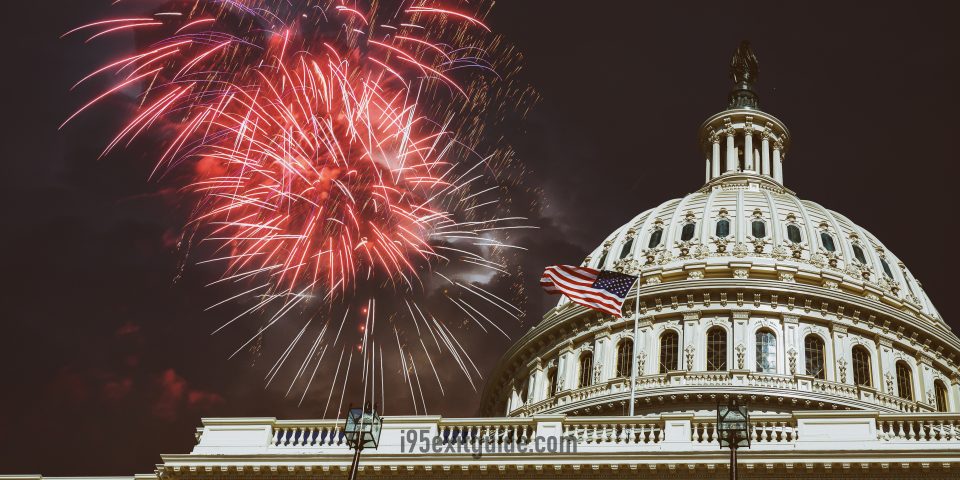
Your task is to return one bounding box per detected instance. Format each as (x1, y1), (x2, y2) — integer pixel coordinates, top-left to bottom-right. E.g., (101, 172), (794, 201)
(628, 281), (640, 417)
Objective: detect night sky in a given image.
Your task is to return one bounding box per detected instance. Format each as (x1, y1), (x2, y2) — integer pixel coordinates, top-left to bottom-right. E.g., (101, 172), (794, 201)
(2, 0), (958, 475)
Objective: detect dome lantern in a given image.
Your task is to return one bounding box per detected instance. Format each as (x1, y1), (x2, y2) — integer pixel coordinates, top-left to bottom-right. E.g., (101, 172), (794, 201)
(700, 42), (790, 189)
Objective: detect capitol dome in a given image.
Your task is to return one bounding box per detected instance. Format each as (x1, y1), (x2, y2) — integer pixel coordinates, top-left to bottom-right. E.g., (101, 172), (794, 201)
(480, 42), (959, 418)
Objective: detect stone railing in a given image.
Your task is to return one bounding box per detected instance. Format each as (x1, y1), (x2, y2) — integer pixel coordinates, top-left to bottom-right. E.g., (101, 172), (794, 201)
(511, 371), (936, 416)
(186, 411), (960, 459)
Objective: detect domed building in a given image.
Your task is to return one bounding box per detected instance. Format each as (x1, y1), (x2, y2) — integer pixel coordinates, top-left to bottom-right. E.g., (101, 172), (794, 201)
(480, 43), (957, 421)
(12, 43), (960, 480)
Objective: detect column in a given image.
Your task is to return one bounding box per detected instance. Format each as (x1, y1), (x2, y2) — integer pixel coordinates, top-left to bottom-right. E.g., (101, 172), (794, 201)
(830, 324), (849, 384)
(772, 140), (783, 183)
(530, 361), (545, 403)
(638, 319), (653, 375)
(682, 312), (700, 371)
(558, 342), (576, 392)
(761, 132), (771, 176)
(705, 158), (710, 182)
(725, 128), (737, 173)
(711, 134), (721, 178)
(507, 382), (521, 414)
(917, 354), (934, 407)
(876, 337), (895, 395)
(782, 314), (800, 376)
(951, 375), (960, 412)
(743, 128), (754, 171)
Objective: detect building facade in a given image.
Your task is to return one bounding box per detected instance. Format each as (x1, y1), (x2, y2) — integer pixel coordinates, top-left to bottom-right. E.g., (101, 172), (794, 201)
(8, 43), (960, 480)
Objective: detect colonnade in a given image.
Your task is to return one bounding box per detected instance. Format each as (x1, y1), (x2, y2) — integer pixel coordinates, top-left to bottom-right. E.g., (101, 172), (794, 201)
(705, 124), (784, 184)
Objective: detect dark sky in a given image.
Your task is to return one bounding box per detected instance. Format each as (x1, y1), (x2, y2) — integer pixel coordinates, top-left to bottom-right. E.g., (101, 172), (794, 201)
(1, 0), (958, 476)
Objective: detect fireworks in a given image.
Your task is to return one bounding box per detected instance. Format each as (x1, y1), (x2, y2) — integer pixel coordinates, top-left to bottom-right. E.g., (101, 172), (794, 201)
(62, 0), (537, 415)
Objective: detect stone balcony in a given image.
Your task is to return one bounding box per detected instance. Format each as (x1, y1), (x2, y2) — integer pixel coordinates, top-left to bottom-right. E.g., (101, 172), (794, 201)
(149, 411), (960, 477)
(510, 371), (929, 417)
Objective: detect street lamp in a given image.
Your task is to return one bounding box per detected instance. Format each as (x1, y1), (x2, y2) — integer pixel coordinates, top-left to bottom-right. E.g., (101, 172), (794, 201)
(343, 402), (382, 480)
(717, 400), (750, 480)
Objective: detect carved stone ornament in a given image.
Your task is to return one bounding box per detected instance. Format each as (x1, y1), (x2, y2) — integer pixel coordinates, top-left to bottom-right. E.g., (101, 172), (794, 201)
(838, 358), (847, 383)
(713, 236), (730, 254)
(928, 390), (936, 406)
(637, 351), (646, 373)
(735, 344), (746, 369)
(747, 236), (768, 254)
(657, 249), (674, 265)
(778, 271), (795, 283)
(694, 243), (711, 259)
(645, 275), (662, 286)
(733, 268), (749, 279)
(732, 242), (749, 258)
(688, 270), (705, 280)
(772, 245), (790, 260)
(884, 373), (895, 394)
(593, 364), (603, 384)
(823, 279), (839, 291)
(787, 348), (797, 375)
(556, 376), (565, 392)
(824, 250), (842, 269)
(810, 252), (827, 268)
(613, 257), (641, 276)
(789, 242), (804, 259)
(685, 345), (696, 371)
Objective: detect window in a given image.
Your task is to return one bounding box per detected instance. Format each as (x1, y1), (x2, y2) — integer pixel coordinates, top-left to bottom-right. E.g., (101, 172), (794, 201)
(852, 244), (867, 264)
(935, 380), (950, 412)
(519, 377), (529, 403)
(616, 339), (634, 377)
(659, 331), (679, 373)
(751, 220), (766, 238)
(852, 346), (872, 387)
(755, 330), (777, 373)
(546, 368), (557, 397)
(895, 361), (913, 401)
(880, 258), (894, 279)
(578, 353), (593, 388)
(715, 219), (730, 238)
(820, 232), (836, 252)
(647, 229), (663, 248)
(706, 327), (727, 371)
(787, 224), (802, 244)
(596, 249), (608, 268)
(804, 335), (826, 380)
(680, 223), (696, 241)
(619, 237), (634, 259)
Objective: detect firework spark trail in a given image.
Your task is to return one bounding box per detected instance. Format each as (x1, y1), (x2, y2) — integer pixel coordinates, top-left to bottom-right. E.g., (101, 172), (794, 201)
(63, 0), (538, 415)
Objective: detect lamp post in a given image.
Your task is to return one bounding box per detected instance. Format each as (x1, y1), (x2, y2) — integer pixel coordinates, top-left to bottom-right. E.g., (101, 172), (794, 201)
(717, 400), (750, 480)
(343, 402), (383, 480)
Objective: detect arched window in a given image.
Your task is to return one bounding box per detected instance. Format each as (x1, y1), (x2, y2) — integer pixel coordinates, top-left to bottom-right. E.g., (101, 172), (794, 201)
(715, 219), (730, 238)
(787, 224), (802, 244)
(546, 367), (558, 398)
(852, 346), (872, 387)
(755, 330), (777, 373)
(895, 361), (913, 401)
(751, 220), (766, 238)
(820, 232), (836, 252)
(578, 352), (593, 388)
(596, 249), (608, 268)
(935, 380), (950, 412)
(647, 229), (663, 248)
(706, 327), (727, 371)
(852, 244), (867, 264)
(659, 331), (679, 373)
(519, 377), (529, 403)
(616, 339), (634, 378)
(804, 335), (826, 380)
(880, 258), (894, 279)
(619, 237), (634, 259)
(680, 223), (696, 241)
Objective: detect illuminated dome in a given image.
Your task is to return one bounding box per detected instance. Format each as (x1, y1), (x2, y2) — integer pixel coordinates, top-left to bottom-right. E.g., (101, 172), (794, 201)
(481, 42), (959, 418)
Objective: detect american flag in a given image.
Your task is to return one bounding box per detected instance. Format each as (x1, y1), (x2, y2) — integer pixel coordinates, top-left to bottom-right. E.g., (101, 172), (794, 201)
(540, 265), (639, 317)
